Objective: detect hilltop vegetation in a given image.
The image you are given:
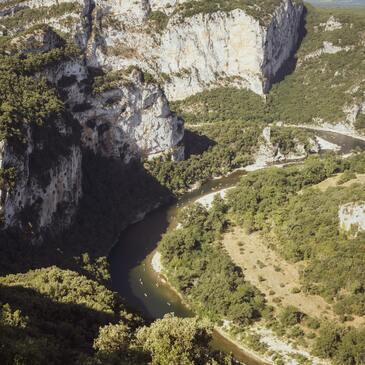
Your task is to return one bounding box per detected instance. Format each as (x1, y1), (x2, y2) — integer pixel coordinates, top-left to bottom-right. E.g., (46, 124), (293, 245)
(159, 153), (365, 365)
(171, 0), (289, 25)
(0, 265), (234, 364)
(274, 183), (365, 316)
(0, 3), (81, 33)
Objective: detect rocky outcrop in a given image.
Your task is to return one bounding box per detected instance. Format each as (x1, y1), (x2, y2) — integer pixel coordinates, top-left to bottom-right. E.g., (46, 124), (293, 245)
(88, 0), (303, 100)
(304, 41), (352, 62)
(310, 100), (365, 138)
(246, 126), (319, 170)
(0, 121), (82, 243)
(1, 0), (303, 100)
(339, 202), (365, 238)
(9, 25), (64, 54)
(47, 58), (184, 161)
(0, 5), (184, 241)
(72, 69), (184, 161)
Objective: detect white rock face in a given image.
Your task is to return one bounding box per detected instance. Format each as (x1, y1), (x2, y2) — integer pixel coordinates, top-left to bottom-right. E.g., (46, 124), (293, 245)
(315, 136), (340, 151)
(339, 202), (365, 237)
(0, 2), (185, 240)
(0, 126), (82, 243)
(304, 41), (352, 61)
(248, 126), (319, 170)
(51, 59), (184, 161)
(10, 25), (63, 54)
(79, 79), (184, 161)
(320, 16), (342, 32)
(89, 0), (303, 100)
(1, 0), (303, 100)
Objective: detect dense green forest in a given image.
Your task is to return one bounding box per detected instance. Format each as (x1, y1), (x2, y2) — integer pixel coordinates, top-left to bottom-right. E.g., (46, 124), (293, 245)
(160, 198), (266, 324)
(147, 122), (315, 195)
(225, 153), (365, 315)
(159, 153), (365, 364)
(0, 266), (231, 364)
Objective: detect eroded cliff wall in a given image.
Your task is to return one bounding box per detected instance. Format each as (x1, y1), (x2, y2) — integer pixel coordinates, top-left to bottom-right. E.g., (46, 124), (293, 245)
(0, 3), (183, 241)
(87, 0), (303, 100)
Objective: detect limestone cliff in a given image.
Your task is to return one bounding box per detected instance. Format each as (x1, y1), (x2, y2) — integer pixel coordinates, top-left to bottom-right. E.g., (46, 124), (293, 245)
(0, 117), (82, 243)
(90, 0), (303, 100)
(0, 0), (303, 100)
(0, 0), (303, 241)
(0, 4), (184, 241)
(339, 202), (365, 238)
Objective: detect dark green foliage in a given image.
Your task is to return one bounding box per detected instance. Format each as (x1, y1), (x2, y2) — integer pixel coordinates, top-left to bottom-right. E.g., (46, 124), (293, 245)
(147, 121), (261, 194)
(225, 153), (365, 314)
(0, 60), (63, 144)
(172, 0), (290, 25)
(0, 267), (123, 364)
(274, 184), (365, 310)
(337, 170), (356, 185)
(278, 306), (305, 326)
(335, 328), (365, 365)
(148, 11), (169, 30)
(226, 154), (342, 231)
(0, 3), (81, 31)
(136, 314), (224, 365)
(0, 167), (17, 192)
(270, 127), (315, 155)
(313, 323), (344, 359)
(92, 67), (159, 94)
(148, 122), (314, 195)
(160, 197), (265, 325)
(92, 69), (133, 94)
(170, 88), (268, 125)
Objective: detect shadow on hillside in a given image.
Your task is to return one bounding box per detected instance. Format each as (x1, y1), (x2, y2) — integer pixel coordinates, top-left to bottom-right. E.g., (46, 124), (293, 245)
(0, 283), (115, 363)
(0, 152), (174, 277)
(270, 6), (308, 85)
(184, 129), (216, 158)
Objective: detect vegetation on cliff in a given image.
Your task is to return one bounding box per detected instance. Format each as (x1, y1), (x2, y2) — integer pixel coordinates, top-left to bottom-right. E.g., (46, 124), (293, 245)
(172, 0), (299, 25)
(0, 3), (81, 33)
(172, 6), (365, 131)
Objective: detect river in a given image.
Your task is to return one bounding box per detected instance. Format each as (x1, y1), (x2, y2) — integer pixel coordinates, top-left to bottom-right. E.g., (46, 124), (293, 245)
(108, 129), (365, 365)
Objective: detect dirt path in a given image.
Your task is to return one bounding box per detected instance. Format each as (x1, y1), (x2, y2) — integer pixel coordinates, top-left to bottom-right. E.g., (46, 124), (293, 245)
(222, 228), (337, 321)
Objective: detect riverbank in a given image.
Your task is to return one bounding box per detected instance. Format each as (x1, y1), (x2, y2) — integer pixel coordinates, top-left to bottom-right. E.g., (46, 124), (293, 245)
(110, 129), (365, 365)
(287, 123), (365, 143)
(149, 250), (193, 311)
(150, 185), (335, 365)
(150, 250), (273, 365)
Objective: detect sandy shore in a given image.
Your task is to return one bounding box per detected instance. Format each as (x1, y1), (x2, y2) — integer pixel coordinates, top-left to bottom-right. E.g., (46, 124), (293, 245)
(194, 187), (234, 208)
(151, 251), (162, 273)
(315, 136), (340, 150)
(287, 123), (365, 142)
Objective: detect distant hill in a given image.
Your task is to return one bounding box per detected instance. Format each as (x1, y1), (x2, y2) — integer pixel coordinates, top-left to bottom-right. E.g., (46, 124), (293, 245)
(307, 0), (365, 7)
